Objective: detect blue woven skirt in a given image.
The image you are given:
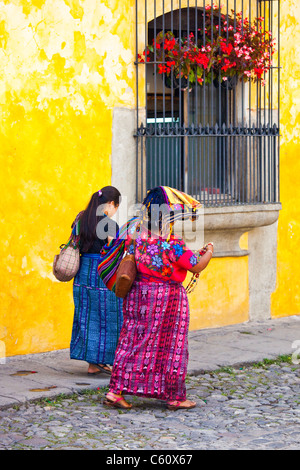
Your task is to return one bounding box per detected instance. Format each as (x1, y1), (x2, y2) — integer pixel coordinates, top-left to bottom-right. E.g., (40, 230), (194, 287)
(70, 254), (123, 365)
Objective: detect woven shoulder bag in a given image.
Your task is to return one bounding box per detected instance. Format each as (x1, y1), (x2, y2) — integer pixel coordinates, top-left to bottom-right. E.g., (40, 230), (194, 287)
(53, 215), (81, 282)
(53, 242), (80, 282)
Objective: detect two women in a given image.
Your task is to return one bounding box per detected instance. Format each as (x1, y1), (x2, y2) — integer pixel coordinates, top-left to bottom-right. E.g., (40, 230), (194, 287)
(70, 186), (123, 375)
(103, 186), (213, 410)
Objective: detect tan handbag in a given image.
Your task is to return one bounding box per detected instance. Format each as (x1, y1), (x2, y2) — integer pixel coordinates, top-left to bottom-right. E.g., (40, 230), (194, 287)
(115, 242), (137, 298)
(53, 243), (80, 282)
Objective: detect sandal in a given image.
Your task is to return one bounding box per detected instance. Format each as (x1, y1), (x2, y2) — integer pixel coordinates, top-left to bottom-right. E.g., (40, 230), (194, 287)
(167, 399), (196, 410)
(88, 364), (112, 376)
(103, 392), (132, 410)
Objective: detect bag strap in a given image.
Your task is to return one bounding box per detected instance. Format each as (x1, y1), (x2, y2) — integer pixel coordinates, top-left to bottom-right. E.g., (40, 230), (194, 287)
(62, 215), (81, 251)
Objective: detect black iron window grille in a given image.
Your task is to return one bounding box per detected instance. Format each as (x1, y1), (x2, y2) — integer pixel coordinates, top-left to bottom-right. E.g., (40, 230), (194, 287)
(135, 0), (280, 206)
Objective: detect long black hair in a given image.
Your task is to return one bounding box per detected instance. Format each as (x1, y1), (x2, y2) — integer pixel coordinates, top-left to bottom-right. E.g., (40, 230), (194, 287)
(79, 186), (121, 252)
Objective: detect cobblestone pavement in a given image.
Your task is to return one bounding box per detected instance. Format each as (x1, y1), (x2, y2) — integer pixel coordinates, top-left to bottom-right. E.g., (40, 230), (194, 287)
(0, 358), (299, 452)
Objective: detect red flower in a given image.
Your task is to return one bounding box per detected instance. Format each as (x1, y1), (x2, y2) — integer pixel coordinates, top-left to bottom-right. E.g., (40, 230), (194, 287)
(221, 59), (231, 72)
(254, 67), (264, 78)
(164, 38), (176, 51)
(220, 42), (233, 55)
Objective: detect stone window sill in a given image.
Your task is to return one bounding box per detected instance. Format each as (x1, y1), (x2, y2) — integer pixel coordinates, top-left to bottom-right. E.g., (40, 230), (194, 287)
(177, 203), (282, 257)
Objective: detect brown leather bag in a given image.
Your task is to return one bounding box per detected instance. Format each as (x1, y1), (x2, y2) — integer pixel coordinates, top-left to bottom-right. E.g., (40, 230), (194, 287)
(115, 242), (137, 298)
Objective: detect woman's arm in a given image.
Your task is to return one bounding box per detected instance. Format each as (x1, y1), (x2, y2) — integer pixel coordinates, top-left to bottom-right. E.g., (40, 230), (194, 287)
(188, 243), (214, 274)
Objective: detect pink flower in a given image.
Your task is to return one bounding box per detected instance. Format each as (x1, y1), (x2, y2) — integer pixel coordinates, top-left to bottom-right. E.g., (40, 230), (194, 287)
(140, 253), (151, 264)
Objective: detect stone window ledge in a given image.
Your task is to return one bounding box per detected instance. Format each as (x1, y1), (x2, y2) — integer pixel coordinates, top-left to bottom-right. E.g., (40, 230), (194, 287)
(178, 203), (282, 257)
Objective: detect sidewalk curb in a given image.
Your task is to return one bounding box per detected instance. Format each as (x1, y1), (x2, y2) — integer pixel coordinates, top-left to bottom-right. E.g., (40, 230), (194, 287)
(0, 316), (299, 410)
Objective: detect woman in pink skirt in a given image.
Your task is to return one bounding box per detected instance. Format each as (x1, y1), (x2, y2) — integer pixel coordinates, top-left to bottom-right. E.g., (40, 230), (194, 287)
(104, 186), (214, 410)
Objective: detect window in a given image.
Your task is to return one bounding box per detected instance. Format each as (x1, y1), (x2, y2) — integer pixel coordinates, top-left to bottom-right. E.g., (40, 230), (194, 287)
(135, 0), (280, 206)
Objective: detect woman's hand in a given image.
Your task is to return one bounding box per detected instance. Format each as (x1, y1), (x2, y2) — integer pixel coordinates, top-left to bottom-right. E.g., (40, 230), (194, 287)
(189, 242), (214, 274)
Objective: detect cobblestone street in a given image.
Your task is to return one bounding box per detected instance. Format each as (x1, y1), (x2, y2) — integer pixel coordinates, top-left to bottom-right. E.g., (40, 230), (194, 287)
(1, 358), (299, 452)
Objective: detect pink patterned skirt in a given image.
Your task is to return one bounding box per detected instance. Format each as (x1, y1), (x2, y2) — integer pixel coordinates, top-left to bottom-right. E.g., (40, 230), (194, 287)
(109, 278), (190, 401)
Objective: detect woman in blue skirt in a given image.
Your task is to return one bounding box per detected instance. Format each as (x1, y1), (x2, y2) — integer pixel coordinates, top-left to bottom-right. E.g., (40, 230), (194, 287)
(70, 186), (123, 376)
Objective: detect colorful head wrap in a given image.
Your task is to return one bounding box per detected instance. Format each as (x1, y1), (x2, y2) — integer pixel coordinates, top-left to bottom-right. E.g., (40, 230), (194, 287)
(140, 186), (201, 222)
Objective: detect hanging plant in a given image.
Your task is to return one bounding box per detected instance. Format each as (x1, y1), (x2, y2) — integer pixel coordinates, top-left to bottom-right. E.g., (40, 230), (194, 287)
(138, 4), (276, 88)
(209, 6), (276, 86)
(139, 30), (216, 89)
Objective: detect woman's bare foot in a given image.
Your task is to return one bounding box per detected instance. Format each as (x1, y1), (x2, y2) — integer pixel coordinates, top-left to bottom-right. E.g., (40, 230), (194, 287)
(87, 363), (112, 375)
(103, 392), (132, 409)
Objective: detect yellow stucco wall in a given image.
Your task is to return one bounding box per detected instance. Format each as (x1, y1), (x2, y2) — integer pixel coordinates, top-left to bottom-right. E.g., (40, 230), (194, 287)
(0, 0), (136, 356)
(271, 0), (300, 318)
(186, 232), (249, 330)
(188, 255), (249, 330)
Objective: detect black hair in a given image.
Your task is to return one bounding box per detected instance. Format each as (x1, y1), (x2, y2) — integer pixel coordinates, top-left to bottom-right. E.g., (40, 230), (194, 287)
(141, 186), (171, 235)
(79, 186), (121, 252)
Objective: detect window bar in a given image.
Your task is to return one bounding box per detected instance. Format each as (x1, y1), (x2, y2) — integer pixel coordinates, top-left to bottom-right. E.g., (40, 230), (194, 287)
(171, 0), (174, 128)
(241, 0), (245, 128)
(195, 0), (198, 127)
(254, 4), (257, 203)
(207, 0), (212, 205)
(199, 134), (202, 204)
(196, 135), (199, 200)
(154, 0), (157, 132)
(217, 1), (221, 204)
(247, 0), (251, 203)
(162, 0), (165, 128)
(210, 2), (215, 205)
(270, 0), (274, 202)
(141, 128), (144, 198)
(144, 0), (148, 199)
(187, 0), (190, 129)
(179, 0), (182, 127)
(170, 2), (175, 187)
(210, 0), (214, 205)
(207, 32), (210, 203)
(161, 0), (166, 186)
(226, 0), (231, 204)
(233, 0), (236, 131)
(194, 0), (198, 199)
(185, 0), (190, 194)
(267, 1), (272, 201)
(263, 0), (267, 202)
(277, 0), (280, 203)
(241, 0), (245, 204)
(202, 0), (206, 206)
(153, 0), (157, 190)
(257, 0), (261, 203)
(233, 1), (238, 203)
(135, 0), (139, 201)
